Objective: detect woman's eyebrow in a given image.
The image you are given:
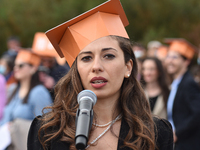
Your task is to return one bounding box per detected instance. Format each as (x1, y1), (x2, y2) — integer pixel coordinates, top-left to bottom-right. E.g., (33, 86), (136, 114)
(78, 51), (92, 56)
(101, 47), (118, 52)
(78, 47), (118, 56)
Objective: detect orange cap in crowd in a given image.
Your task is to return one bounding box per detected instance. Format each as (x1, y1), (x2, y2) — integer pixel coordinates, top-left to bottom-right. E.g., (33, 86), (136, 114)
(45, 0), (129, 67)
(156, 45), (168, 60)
(16, 50), (41, 67)
(32, 32), (59, 57)
(164, 38), (198, 59)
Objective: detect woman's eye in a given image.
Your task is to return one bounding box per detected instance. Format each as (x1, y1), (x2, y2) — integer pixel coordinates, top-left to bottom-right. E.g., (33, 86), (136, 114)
(81, 56), (92, 62)
(104, 54), (115, 59)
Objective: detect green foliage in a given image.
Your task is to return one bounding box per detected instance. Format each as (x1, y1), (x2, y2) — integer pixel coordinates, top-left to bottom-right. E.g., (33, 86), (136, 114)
(0, 0), (200, 56)
(122, 0), (200, 47)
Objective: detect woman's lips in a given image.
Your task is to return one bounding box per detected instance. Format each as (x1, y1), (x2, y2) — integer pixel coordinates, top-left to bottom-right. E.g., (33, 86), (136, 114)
(90, 76), (108, 89)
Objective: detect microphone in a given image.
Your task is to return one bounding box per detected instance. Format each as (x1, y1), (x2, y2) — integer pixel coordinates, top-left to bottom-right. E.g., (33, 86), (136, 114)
(75, 90), (97, 149)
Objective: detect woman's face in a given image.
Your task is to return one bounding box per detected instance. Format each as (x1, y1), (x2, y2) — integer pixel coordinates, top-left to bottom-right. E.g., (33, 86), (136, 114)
(14, 59), (35, 80)
(142, 59), (159, 83)
(77, 36), (132, 100)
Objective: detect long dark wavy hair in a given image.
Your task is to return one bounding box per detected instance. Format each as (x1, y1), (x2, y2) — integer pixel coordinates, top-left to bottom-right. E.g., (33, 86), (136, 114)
(39, 35), (156, 150)
(141, 57), (170, 107)
(7, 67), (41, 104)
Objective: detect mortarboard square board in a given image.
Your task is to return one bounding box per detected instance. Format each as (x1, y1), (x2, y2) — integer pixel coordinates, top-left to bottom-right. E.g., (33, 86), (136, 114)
(16, 50), (41, 67)
(164, 38), (198, 59)
(45, 0), (129, 67)
(32, 32), (59, 57)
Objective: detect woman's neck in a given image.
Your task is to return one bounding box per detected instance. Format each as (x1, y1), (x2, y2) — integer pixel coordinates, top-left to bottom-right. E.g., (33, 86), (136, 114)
(146, 80), (159, 88)
(145, 81), (161, 97)
(93, 97), (120, 125)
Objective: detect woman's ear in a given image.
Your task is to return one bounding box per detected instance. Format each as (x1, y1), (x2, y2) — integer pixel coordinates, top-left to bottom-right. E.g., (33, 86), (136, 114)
(125, 59), (133, 78)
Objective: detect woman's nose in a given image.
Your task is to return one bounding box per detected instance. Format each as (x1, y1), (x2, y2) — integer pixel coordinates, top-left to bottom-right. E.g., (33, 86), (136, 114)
(91, 58), (103, 73)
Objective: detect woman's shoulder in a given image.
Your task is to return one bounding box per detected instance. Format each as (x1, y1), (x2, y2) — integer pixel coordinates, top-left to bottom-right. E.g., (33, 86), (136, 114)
(153, 117), (172, 135)
(28, 116), (70, 150)
(29, 85), (52, 101)
(29, 115), (59, 135)
(31, 85), (49, 94)
(28, 116), (44, 149)
(153, 117), (173, 150)
(29, 116), (42, 132)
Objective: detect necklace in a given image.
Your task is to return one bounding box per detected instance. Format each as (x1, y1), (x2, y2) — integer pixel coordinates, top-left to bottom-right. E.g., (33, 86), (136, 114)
(92, 120), (112, 128)
(86, 114), (122, 149)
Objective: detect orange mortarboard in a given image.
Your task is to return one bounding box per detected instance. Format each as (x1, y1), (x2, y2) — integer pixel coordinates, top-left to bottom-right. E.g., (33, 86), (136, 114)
(164, 38), (198, 59)
(16, 50), (41, 67)
(156, 45), (168, 60)
(45, 0), (129, 67)
(32, 32), (59, 57)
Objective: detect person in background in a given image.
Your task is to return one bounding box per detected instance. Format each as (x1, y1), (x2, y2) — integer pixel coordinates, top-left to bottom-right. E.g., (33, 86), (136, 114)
(1, 36), (21, 94)
(41, 55), (69, 84)
(132, 43), (146, 81)
(0, 50), (52, 150)
(32, 32), (70, 99)
(197, 46), (200, 66)
(0, 74), (6, 121)
(146, 40), (162, 57)
(3, 36), (21, 58)
(132, 43), (146, 59)
(28, 0), (173, 149)
(190, 65), (200, 87)
(0, 55), (16, 85)
(156, 45), (169, 64)
(165, 38), (200, 150)
(141, 57), (170, 119)
(190, 47), (200, 86)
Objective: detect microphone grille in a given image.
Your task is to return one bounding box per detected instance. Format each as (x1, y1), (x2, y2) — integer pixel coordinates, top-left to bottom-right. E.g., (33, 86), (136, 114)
(77, 90), (97, 105)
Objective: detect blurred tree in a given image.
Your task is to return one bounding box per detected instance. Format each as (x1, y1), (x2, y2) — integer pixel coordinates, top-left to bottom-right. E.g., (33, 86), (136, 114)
(121, 0), (200, 46)
(0, 0), (200, 56)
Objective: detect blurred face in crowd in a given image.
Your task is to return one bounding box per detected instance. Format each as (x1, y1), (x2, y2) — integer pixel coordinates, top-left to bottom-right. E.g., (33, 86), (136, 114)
(14, 59), (36, 81)
(0, 58), (9, 75)
(7, 40), (21, 52)
(165, 50), (188, 78)
(77, 36), (132, 100)
(142, 59), (159, 83)
(41, 56), (55, 68)
(132, 46), (145, 59)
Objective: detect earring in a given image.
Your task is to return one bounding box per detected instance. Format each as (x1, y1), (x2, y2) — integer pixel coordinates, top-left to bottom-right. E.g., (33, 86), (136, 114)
(127, 74), (130, 77)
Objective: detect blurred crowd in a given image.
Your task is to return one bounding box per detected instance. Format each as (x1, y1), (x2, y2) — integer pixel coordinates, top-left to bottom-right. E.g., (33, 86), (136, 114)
(0, 33), (200, 150)
(0, 33), (70, 150)
(133, 39), (200, 149)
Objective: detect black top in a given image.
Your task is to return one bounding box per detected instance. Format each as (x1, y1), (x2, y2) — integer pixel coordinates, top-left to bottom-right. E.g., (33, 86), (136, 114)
(149, 95), (159, 111)
(28, 116), (173, 150)
(49, 63), (70, 83)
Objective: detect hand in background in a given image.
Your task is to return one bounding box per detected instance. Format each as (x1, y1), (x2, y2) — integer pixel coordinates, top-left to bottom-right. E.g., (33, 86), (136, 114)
(38, 72), (55, 89)
(173, 131), (178, 143)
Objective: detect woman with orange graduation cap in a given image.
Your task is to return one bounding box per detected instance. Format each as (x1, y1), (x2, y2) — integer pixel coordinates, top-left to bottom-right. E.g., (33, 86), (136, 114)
(28, 0), (173, 150)
(32, 32), (70, 101)
(32, 32), (70, 90)
(0, 50), (52, 125)
(0, 50), (52, 150)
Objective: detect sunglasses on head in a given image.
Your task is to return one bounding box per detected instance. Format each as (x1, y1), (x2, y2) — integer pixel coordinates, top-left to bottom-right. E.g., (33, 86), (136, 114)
(15, 63), (32, 69)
